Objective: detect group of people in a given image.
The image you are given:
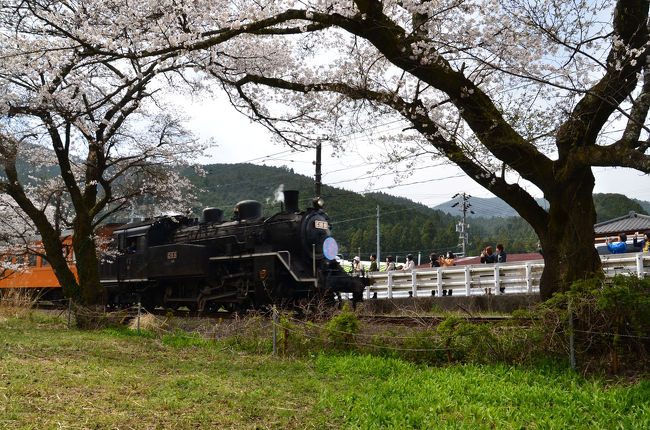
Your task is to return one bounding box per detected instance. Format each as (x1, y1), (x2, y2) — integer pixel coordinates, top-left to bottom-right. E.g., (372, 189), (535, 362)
(606, 231), (649, 254)
(351, 250), (459, 274)
(479, 244), (507, 264)
(428, 251), (456, 267)
(352, 244), (508, 274)
(352, 252), (422, 273)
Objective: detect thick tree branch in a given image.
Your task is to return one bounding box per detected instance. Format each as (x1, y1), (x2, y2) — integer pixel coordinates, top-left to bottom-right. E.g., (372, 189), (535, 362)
(232, 72), (549, 229)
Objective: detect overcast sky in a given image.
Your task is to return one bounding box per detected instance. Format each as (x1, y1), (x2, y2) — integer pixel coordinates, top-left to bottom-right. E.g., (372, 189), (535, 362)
(176, 92), (650, 209)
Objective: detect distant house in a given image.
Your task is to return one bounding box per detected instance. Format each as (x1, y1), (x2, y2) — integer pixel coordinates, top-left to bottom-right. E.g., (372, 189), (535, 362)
(593, 211), (650, 254)
(594, 211), (650, 239)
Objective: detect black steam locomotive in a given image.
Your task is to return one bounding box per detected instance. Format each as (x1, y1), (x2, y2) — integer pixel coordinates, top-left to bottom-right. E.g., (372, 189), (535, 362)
(99, 190), (367, 312)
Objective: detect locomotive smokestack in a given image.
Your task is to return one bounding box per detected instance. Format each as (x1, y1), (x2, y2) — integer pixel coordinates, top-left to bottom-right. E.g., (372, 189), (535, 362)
(283, 190), (299, 213)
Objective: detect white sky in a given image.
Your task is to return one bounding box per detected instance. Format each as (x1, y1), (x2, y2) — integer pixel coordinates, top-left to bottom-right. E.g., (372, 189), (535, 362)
(178, 93), (650, 208)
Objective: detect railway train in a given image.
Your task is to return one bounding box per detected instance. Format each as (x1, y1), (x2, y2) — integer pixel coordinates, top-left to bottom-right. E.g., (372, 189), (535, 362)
(1, 190), (368, 312)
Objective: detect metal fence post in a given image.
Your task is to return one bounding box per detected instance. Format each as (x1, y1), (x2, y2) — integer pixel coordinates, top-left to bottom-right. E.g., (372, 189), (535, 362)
(526, 262), (533, 293)
(493, 265), (500, 295)
(272, 306), (277, 356)
(437, 267), (443, 297)
(464, 266), (471, 296)
(411, 271), (418, 298)
(387, 272), (393, 299)
(636, 253), (644, 279)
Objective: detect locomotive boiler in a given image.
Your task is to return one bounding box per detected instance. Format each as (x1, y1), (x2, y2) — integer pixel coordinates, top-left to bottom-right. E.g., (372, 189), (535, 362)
(99, 190), (367, 312)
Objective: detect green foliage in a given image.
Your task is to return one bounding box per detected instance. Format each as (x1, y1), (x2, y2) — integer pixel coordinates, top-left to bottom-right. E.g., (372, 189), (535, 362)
(102, 327), (157, 339)
(541, 275), (650, 373)
(398, 329), (447, 363)
(315, 355), (650, 429)
(277, 312), (316, 355)
(222, 314), (273, 354)
(324, 303), (359, 349)
(594, 193), (648, 222)
(2, 318), (647, 429)
(162, 330), (207, 347)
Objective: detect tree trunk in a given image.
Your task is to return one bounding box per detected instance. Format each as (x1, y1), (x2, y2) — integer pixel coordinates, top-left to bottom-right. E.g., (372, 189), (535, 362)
(538, 170), (603, 300)
(72, 217), (103, 306)
(40, 232), (81, 302)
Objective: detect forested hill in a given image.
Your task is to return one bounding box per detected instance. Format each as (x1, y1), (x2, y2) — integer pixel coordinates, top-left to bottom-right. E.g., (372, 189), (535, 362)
(182, 163), (649, 260)
(434, 193), (648, 222)
(183, 163), (461, 260)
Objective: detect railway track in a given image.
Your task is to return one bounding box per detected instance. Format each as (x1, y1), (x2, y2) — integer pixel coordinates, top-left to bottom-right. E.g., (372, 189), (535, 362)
(25, 300), (529, 327)
(359, 314), (524, 326)
(147, 308), (235, 320)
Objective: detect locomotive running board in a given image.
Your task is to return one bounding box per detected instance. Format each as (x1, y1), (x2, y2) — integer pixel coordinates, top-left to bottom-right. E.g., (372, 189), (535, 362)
(210, 252), (317, 286)
(101, 278), (148, 284)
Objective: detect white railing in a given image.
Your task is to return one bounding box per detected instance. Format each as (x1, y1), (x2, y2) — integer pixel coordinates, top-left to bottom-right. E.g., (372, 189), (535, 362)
(365, 252), (650, 299)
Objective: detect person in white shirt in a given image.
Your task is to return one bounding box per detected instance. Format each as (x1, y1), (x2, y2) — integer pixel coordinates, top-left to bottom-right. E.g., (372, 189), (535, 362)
(384, 256), (395, 271)
(402, 254), (415, 271)
(352, 256), (364, 274)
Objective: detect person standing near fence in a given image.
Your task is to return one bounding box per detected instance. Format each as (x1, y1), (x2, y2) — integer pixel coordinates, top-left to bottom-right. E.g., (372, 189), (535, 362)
(401, 254), (415, 271)
(439, 251), (455, 267)
(606, 233), (628, 254)
(352, 256), (364, 274)
(495, 244), (507, 263)
(429, 253), (440, 267)
(480, 246), (496, 263)
(384, 256), (395, 271)
(368, 254), (378, 272)
(633, 231), (649, 252)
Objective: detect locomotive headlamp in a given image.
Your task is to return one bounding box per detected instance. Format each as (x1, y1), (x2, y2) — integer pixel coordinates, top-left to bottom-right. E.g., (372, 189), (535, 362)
(259, 269), (268, 280)
(313, 197), (325, 208)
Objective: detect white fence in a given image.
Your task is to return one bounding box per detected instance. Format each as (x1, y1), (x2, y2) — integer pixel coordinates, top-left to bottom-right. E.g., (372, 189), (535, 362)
(365, 252), (650, 299)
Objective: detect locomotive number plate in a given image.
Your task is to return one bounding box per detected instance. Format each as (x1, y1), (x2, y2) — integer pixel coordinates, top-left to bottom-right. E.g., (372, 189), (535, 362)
(314, 220), (329, 230)
(167, 251), (178, 260)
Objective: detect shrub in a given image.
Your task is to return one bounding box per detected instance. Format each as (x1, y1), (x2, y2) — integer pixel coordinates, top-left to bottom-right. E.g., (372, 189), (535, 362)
(399, 329), (447, 364)
(325, 303), (360, 350)
(540, 275), (650, 375)
(324, 303), (359, 350)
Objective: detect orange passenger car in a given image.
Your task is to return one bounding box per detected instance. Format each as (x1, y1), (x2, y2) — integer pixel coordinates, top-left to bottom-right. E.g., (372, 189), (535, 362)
(0, 225), (120, 299)
(0, 235), (77, 299)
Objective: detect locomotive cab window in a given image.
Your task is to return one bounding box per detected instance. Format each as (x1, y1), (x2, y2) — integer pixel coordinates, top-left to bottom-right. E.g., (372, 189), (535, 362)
(125, 236), (146, 254)
(27, 253), (37, 267)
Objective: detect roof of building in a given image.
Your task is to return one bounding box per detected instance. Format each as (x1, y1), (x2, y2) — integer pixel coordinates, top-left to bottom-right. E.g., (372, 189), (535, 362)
(594, 211), (650, 237)
(414, 252), (543, 269)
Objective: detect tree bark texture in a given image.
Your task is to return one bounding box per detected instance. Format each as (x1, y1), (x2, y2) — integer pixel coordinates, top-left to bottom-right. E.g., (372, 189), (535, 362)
(537, 168), (603, 300)
(72, 215), (103, 306)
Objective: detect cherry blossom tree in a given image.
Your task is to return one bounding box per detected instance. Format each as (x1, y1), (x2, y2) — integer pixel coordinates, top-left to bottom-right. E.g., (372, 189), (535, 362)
(0, 1), (206, 304)
(179, 0), (648, 299)
(5, 1), (647, 301)
(0, 194), (35, 281)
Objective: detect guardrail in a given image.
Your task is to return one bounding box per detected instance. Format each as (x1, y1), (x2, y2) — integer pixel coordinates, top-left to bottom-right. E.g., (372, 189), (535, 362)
(365, 252), (650, 299)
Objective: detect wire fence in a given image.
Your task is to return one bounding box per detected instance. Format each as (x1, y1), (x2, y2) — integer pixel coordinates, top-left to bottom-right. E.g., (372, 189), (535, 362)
(1, 296), (647, 374)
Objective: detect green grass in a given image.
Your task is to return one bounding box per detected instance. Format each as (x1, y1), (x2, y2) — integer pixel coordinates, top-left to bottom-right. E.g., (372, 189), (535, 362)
(0, 316), (648, 429)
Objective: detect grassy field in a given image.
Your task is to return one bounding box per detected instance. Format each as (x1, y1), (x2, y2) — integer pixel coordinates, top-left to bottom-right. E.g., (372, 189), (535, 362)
(0, 314), (648, 429)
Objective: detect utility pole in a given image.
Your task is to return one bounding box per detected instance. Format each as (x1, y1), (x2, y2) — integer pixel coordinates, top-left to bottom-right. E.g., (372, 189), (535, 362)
(452, 193), (474, 257)
(376, 205), (381, 267)
(314, 142), (322, 198)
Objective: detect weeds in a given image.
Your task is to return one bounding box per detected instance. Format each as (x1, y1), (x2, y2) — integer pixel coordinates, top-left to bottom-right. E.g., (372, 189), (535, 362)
(540, 275), (650, 376)
(0, 288), (41, 320)
(3, 275), (647, 378)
